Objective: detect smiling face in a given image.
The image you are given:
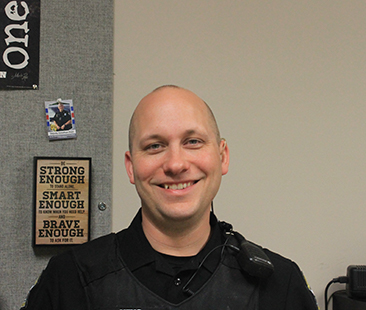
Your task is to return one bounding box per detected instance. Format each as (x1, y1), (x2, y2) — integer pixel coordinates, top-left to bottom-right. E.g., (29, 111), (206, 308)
(125, 87), (229, 229)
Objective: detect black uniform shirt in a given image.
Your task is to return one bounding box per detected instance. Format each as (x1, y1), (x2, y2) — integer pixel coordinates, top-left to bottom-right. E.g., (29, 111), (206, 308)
(117, 210), (225, 304)
(54, 109), (71, 130)
(21, 210), (319, 310)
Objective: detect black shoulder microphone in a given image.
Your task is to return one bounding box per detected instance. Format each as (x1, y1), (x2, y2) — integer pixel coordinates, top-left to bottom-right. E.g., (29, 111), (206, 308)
(231, 230), (274, 278)
(183, 220), (274, 296)
(219, 221), (274, 279)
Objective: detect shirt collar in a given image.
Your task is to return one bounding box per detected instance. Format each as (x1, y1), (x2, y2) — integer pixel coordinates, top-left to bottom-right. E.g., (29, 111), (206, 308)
(117, 209), (224, 274)
(117, 209), (156, 271)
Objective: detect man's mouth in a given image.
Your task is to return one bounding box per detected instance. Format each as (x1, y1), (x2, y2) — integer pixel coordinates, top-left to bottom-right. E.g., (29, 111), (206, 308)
(159, 181), (198, 190)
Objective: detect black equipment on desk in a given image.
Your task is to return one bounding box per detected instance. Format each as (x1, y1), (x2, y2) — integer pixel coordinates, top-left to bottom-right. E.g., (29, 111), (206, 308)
(325, 265), (366, 310)
(333, 290), (366, 310)
(347, 266), (366, 299)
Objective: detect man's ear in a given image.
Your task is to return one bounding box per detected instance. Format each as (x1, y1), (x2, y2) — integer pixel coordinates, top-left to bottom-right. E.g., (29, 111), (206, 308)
(220, 138), (230, 176)
(124, 151), (135, 184)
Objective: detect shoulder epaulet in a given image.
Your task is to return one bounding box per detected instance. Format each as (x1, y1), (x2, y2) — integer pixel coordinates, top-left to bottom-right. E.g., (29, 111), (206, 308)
(72, 233), (124, 286)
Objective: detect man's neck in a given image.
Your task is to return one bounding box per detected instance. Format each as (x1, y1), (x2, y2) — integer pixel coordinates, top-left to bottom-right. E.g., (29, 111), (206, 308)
(141, 210), (211, 257)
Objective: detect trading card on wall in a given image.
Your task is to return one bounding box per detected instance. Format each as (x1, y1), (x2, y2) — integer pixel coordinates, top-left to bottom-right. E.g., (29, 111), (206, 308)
(45, 99), (76, 140)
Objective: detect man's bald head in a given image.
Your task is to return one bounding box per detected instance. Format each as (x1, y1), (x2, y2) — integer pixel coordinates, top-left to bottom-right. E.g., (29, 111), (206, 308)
(128, 85), (221, 153)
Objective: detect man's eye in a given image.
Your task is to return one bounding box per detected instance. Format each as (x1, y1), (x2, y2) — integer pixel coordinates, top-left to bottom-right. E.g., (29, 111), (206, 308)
(186, 139), (202, 146)
(147, 143), (162, 150)
(188, 139), (199, 144)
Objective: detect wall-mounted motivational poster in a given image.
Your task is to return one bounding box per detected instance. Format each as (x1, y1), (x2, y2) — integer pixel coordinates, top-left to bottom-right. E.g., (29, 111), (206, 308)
(33, 157), (91, 246)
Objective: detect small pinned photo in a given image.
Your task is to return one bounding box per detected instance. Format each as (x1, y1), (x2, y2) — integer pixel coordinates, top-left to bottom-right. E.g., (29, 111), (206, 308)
(45, 99), (76, 140)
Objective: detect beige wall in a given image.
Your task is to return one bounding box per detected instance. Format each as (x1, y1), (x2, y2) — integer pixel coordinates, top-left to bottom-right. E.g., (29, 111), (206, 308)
(113, 1), (366, 309)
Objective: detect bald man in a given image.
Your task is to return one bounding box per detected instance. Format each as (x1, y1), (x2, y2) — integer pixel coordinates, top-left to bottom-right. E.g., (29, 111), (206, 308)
(21, 86), (318, 310)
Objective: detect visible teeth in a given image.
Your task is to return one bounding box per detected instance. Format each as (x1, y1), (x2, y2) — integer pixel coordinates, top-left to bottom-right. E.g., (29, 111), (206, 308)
(163, 182), (192, 190)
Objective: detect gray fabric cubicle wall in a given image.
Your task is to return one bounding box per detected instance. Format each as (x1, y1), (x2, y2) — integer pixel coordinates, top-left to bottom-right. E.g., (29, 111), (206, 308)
(0, 1), (113, 309)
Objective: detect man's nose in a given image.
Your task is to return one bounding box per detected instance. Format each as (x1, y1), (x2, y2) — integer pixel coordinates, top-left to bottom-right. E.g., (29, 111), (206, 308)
(162, 146), (189, 175)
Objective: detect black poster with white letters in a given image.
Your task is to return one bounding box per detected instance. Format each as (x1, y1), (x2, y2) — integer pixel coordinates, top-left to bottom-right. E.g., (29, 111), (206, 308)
(0, 0), (40, 90)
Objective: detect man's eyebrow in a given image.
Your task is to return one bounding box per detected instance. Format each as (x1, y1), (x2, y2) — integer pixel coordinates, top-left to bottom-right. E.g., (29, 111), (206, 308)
(138, 134), (164, 145)
(185, 129), (197, 136)
(138, 129), (209, 145)
(184, 129), (210, 138)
